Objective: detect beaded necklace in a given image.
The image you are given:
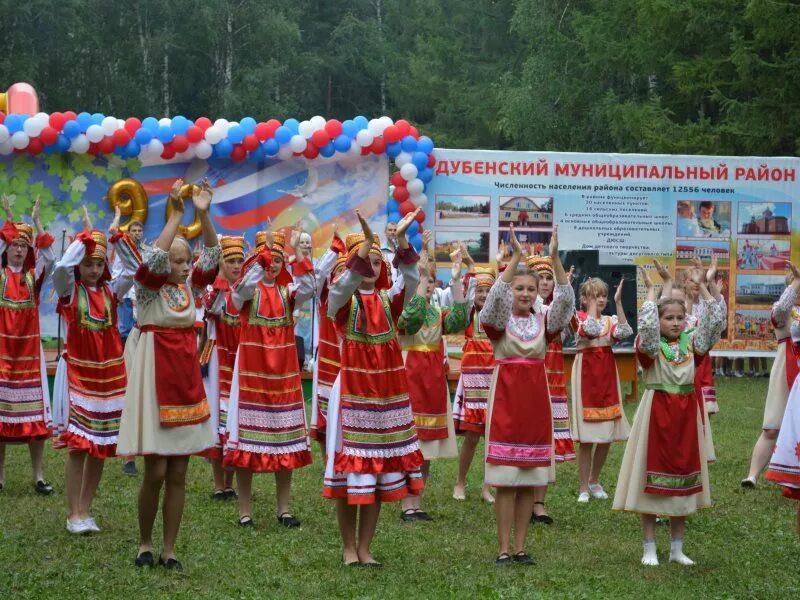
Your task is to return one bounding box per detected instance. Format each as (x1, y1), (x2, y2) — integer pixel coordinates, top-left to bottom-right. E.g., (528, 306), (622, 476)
(660, 331), (689, 363)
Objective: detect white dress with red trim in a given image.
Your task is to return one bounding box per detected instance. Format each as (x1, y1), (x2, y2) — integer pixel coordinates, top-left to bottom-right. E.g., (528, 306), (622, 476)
(0, 223), (55, 443)
(116, 240), (220, 456)
(766, 373), (800, 500)
(570, 313), (631, 444)
(762, 286), (800, 430)
(480, 281), (575, 487)
(613, 298), (724, 516)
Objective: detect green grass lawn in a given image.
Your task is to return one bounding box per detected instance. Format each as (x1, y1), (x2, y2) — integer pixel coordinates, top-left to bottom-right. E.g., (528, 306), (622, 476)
(1, 376), (798, 599)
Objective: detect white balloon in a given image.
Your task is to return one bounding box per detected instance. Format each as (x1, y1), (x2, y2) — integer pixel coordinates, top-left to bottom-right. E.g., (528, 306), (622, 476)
(367, 119), (383, 137)
(70, 134), (89, 154)
(11, 131), (29, 149)
(298, 120), (314, 138)
(378, 116), (394, 130)
(214, 118), (229, 131)
(395, 152), (412, 168)
(34, 112), (49, 122)
(86, 124), (105, 143)
(0, 125), (9, 144)
(23, 118), (43, 137)
(228, 121), (239, 130)
(355, 129), (374, 147)
(117, 118), (126, 129)
(147, 139), (164, 156)
(289, 134), (307, 153)
(407, 178), (424, 197)
(102, 116), (118, 135)
(195, 140), (213, 160)
(159, 117), (172, 127)
(410, 193), (427, 208)
(0, 139), (13, 155)
(205, 127), (223, 144)
(399, 163), (418, 181)
(309, 116), (326, 131)
(277, 145), (294, 161)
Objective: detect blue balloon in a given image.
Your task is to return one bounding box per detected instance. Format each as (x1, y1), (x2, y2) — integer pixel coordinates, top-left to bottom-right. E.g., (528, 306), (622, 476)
(320, 142), (335, 158)
(353, 116), (369, 130)
(409, 233), (422, 252)
(412, 151), (428, 171)
(125, 140), (141, 157)
(249, 145), (265, 162)
(56, 134), (71, 151)
(387, 199), (400, 213)
(385, 142), (401, 158)
(171, 115), (189, 135)
(342, 120), (358, 138)
(417, 136), (434, 154)
(334, 134), (351, 153)
(113, 145), (126, 157)
(77, 112), (92, 132)
(274, 126), (292, 144)
(401, 135), (417, 153)
(240, 117), (257, 134)
(263, 138), (280, 156)
(407, 221), (420, 237)
(156, 125), (174, 143)
(215, 139), (233, 157)
(227, 125), (245, 144)
(4, 115), (22, 133)
(43, 144), (57, 155)
(388, 211), (402, 225)
(134, 128), (153, 145)
(418, 168), (433, 184)
(141, 117), (159, 132)
(91, 113), (105, 125)
(283, 118), (300, 134)
(62, 120), (80, 138)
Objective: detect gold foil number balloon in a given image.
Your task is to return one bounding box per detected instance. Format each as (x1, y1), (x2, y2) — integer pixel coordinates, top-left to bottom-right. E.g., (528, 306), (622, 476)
(164, 183), (202, 240)
(107, 178), (148, 232)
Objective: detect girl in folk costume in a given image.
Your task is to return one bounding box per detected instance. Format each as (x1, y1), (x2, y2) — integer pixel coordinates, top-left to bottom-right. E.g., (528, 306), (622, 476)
(571, 276), (632, 503)
(398, 249), (469, 521)
(224, 229), (315, 528)
(0, 195), (56, 495)
(201, 234), (245, 500)
(453, 260), (497, 504)
(309, 226), (347, 456)
(526, 255), (576, 525)
(52, 207), (132, 534)
(289, 225), (315, 369)
(117, 179), (220, 571)
(480, 226), (575, 566)
(743, 264), (800, 488)
(613, 266), (724, 566)
(325, 209), (423, 567)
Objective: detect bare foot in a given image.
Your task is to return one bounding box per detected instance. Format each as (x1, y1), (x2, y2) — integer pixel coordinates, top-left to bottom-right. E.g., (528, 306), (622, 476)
(452, 484), (466, 500)
(481, 486), (495, 504)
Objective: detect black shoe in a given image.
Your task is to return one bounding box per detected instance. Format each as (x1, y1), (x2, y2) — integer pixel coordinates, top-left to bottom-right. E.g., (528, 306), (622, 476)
(223, 487), (238, 499)
(122, 461), (138, 476)
(513, 552), (536, 566)
(277, 512), (301, 528)
(400, 509), (418, 522)
(741, 478), (756, 489)
(531, 501), (553, 525)
(414, 510), (433, 521)
(34, 480), (54, 495)
(495, 553), (513, 566)
(238, 515), (254, 528)
(212, 489), (226, 501)
(134, 551), (154, 568)
(158, 556), (184, 572)
(360, 560), (383, 569)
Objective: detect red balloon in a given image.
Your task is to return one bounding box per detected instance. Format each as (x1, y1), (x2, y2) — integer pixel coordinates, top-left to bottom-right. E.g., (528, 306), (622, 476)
(99, 137), (115, 154)
(360, 146), (371, 156)
(393, 186), (409, 202)
(303, 144), (320, 159)
(370, 138), (386, 154)
(242, 134), (259, 151)
(382, 125), (400, 144)
(266, 119), (281, 136)
(172, 135), (189, 153)
(0, 112), (5, 124)
(27, 138), (43, 155)
(124, 117), (141, 136)
(40, 126), (58, 145)
(231, 145), (246, 161)
(427, 153), (436, 168)
(311, 129), (329, 149)
(161, 144), (176, 160)
(254, 122), (270, 141)
(195, 117), (212, 131)
(63, 111), (77, 122)
(398, 201), (415, 216)
(49, 112), (66, 130)
(112, 129), (131, 146)
(87, 142), (99, 156)
(391, 171), (405, 187)
(408, 126), (419, 139)
(186, 126), (203, 144)
(395, 119), (410, 137)
(325, 119), (343, 137)
(415, 209), (425, 223)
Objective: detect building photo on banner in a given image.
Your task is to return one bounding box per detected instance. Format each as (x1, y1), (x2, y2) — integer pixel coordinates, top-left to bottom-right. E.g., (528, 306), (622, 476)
(423, 149), (800, 355)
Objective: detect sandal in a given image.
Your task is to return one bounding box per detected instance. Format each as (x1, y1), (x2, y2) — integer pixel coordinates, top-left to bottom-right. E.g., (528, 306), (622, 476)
(513, 551), (536, 566)
(342, 555), (360, 567)
(277, 512), (301, 528)
(134, 551), (155, 568)
(413, 510), (433, 521)
(360, 560), (383, 569)
(531, 501), (554, 525)
(400, 509), (418, 522)
(238, 515), (254, 528)
(34, 480), (54, 495)
(495, 552), (513, 566)
(223, 487), (238, 499)
(211, 489), (226, 501)
(158, 556), (184, 572)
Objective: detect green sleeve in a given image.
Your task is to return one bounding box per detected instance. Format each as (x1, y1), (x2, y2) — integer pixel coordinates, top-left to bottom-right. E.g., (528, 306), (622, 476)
(398, 294), (428, 335)
(443, 301), (469, 334)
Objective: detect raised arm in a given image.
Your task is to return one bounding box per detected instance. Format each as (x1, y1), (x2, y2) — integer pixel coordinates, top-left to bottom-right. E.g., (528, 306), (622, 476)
(636, 300), (660, 357)
(53, 236), (88, 299)
(289, 257), (315, 307)
(772, 263), (800, 327)
(693, 280), (724, 355)
(188, 179), (221, 296)
(397, 293), (428, 335)
(653, 259), (672, 300)
(389, 208), (421, 312)
(544, 226), (575, 333)
(232, 249), (268, 311)
(612, 278), (633, 340)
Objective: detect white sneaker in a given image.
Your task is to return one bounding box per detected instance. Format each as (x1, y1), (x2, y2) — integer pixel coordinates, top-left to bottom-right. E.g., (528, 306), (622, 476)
(734, 370), (744, 378)
(588, 483), (608, 499)
(84, 517), (100, 532)
(66, 518), (90, 535)
(577, 492), (590, 503)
